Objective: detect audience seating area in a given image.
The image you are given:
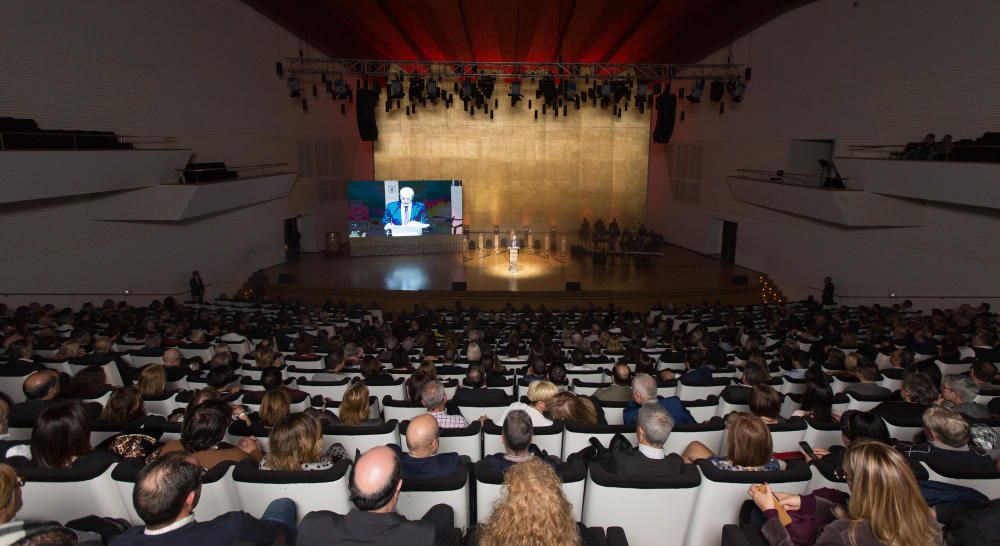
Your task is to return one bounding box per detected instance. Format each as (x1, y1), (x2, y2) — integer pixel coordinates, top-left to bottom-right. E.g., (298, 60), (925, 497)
(0, 117), (131, 150)
(2, 297), (1000, 545)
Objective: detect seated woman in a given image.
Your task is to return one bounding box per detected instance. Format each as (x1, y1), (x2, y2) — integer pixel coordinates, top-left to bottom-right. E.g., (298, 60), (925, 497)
(405, 369), (433, 404)
(245, 389), (291, 437)
(97, 386), (149, 428)
(31, 401), (120, 470)
(61, 365), (111, 401)
(158, 399), (263, 468)
(260, 413), (345, 471)
(0, 462), (103, 543)
(359, 355), (396, 385)
(54, 339), (87, 360)
(749, 383), (785, 425)
(253, 347), (284, 368)
(243, 367), (308, 404)
(751, 440), (942, 545)
(792, 365), (837, 422)
(137, 364), (168, 399)
(338, 383), (381, 426)
(547, 391), (598, 426)
(682, 412), (785, 471)
(387, 348), (414, 373)
(499, 380), (558, 426)
(805, 409), (893, 474)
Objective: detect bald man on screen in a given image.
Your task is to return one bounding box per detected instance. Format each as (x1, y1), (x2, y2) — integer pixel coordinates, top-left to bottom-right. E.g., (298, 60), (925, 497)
(382, 186), (428, 230)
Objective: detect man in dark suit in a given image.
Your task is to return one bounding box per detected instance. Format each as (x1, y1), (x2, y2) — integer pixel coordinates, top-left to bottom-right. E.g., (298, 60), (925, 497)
(110, 452), (293, 545)
(481, 409), (558, 473)
(9, 369), (100, 427)
(381, 186), (428, 232)
(1, 339), (45, 376)
(601, 403), (684, 478)
(297, 446), (454, 546)
(450, 363), (509, 405)
(623, 373), (695, 427)
(871, 371), (938, 427)
(390, 414), (460, 479)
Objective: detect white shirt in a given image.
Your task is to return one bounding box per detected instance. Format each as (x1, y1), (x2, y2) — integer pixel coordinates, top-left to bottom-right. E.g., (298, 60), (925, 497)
(403, 204), (411, 225)
(638, 444), (666, 460)
(499, 402), (552, 427)
(145, 514), (195, 535)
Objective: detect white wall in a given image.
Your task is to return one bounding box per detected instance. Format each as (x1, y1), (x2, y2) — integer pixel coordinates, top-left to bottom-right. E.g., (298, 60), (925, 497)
(0, 0), (372, 305)
(648, 0), (1000, 308)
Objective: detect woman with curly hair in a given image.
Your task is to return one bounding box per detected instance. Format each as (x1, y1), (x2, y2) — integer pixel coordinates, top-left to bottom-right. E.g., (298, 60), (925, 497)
(479, 457), (588, 546)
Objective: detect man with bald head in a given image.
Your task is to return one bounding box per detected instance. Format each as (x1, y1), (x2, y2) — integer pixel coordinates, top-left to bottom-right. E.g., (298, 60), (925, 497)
(390, 414), (461, 479)
(297, 446), (455, 546)
(10, 370), (100, 426)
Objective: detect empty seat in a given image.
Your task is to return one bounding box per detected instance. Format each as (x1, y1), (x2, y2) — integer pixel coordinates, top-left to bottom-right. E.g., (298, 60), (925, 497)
(662, 421), (726, 455)
(682, 398), (720, 423)
(382, 397), (427, 423)
(676, 377), (730, 402)
(801, 418), (844, 450)
(232, 458), (352, 523)
(572, 379), (604, 397)
(397, 464), (471, 531)
(581, 461), (701, 546)
(597, 400), (630, 426)
(401, 420), (483, 462)
(297, 377), (352, 401)
(142, 392), (182, 416)
(0, 373), (33, 404)
(684, 460), (812, 546)
(362, 378), (407, 402)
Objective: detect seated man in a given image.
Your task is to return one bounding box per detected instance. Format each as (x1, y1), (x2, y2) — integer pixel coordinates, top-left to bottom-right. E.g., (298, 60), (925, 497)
(971, 360), (1000, 392)
(872, 372), (938, 426)
(450, 363), (508, 405)
(482, 409), (557, 473)
(623, 373), (695, 427)
(10, 370), (101, 426)
(110, 452), (294, 545)
(601, 403), (684, 478)
(660, 350), (715, 385)
(421, 381), (469, 429)
(717, 361), (770, 404)
(2, 339), (45, 375)
(298, 446), (454, 546)
(390, 414), (460, 479)
(895, 406), (996, 475)
(594, 363), (633, 402)
(843, 358), (892, 398)
(582, 341), (611, 364)
(941, 374), (991, 419)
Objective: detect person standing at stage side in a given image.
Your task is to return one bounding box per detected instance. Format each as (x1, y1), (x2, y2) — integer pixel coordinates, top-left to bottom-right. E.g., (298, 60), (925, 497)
(608, 218), (620, 251)
(578, 218), (590, 245)
(822, 277), (836, 306)
(189, 271), (205, 304)
(383, 187), (428, 231)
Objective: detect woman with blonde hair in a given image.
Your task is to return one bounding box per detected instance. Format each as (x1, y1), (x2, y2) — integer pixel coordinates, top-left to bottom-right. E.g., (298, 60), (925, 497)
(339, 382), (374, 426)
(479, 457), (583, 546)
(137, 364), (167, 397)
(499, 380), (558, 426)
(261, 413), (345, 471)
(54, 339), (86, 360)
(254, 347), (282, 368)
(751, 440), (942, 545)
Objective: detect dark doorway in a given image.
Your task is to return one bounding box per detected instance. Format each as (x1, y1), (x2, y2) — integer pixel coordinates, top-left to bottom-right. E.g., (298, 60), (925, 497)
(720, 221), (738, 265)
(284, 217), (302, 262)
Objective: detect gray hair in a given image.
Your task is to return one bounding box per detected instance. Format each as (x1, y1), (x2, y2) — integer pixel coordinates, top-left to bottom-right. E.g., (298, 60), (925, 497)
(943, 374), (979, 404)
(420, 380), (446, 410)
(631, 373), (657, 402)
(502, 409), (533, 453)
(637, 403), (673, 448)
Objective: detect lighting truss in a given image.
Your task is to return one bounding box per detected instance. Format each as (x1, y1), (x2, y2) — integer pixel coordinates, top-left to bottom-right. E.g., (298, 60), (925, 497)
(283, 58), (743, 82)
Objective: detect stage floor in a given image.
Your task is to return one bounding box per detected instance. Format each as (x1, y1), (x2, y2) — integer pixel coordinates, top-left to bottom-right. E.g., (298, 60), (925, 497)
(266, 246), (763, 311)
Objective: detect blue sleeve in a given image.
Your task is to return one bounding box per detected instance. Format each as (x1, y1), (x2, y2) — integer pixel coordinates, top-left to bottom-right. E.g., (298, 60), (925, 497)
(622, 402), (639, 427)
(382, 202), (395, 226)
(416, 202), (428, 224)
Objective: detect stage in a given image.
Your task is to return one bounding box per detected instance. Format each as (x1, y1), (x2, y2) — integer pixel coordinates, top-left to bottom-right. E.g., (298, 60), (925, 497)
(266, 244), (764, 313)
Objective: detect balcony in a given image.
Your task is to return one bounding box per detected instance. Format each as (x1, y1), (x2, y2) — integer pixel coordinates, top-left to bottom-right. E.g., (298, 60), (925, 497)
(835, 156), (1000, 211)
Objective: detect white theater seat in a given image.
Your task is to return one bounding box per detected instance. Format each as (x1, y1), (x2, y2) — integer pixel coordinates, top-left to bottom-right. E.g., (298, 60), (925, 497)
(402, 420), (483, 462)
(19, 461), (129, 523)
(232, 459), (352, 523)
(325, 420), (400, 460)
(396, 465), (470, 531)
(662, 422), (726, 455)
(919, 462), (1000, 499)
(483, 422), (563, 459)
(382, 397), (427, 423)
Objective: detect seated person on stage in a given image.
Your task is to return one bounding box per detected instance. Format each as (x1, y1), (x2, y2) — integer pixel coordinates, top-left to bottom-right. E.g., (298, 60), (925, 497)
(420, 381), (470, 429)
(895, 406), (996, 475)
(389, 414), (460, 479)
(110, 452), (295, 545)
(593, 363), (633, 402)
(623, 373), (695, 427)
(382, 186), (428, 231)
(601, 403), (684, 478)
(297, 446), (455, 546)
(482, 409), (558, 473)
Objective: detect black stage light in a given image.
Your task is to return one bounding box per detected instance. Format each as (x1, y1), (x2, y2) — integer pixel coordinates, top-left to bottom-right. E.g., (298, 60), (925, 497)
(687, 80), (704, 102)
(478, 76), (495, 99)
(286, 75), (301, 97)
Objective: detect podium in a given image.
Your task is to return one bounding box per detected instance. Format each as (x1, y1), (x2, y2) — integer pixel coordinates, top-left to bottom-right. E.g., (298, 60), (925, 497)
(386, 225), (424, 237)
(509, 246), (519, 272)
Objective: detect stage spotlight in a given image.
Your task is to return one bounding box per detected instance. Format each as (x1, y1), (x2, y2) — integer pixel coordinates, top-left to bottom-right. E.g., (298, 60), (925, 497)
(460, 79), (473, 101)
(286, 75), (301, 97)
(709, 80), (725, 102)
(333, 79), (352, 100)
(687, 79), (705, 102)
(728, 80), (746, 102)
(408, 77), (425, 101)
(427, 79), (440, 100)
(539, 76), (557, 105)
(612, 80), (629, 103)
(478, 76), (495, 99)
(565, 80), (577, 100)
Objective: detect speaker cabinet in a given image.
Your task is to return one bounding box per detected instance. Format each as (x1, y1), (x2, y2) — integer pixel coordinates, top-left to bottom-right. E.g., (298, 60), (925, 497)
(451, 281), (467, 291)
(652, 93), (677, 144)
(566, 281), (582, 291)
(355, 89), (379, 141)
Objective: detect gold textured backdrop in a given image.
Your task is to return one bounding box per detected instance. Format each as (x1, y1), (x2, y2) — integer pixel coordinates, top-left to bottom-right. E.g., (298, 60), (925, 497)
(374, 81), (649, 232)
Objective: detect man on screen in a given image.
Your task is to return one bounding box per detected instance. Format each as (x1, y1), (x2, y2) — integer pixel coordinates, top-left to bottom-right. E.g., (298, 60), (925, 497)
(383, 187), (428, 230)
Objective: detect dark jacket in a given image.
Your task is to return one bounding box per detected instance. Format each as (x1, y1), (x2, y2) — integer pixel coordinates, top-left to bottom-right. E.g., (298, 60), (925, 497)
(110, 512), (284, 546)
(622, 397), (695, 427)
(297, 509), (439, 546)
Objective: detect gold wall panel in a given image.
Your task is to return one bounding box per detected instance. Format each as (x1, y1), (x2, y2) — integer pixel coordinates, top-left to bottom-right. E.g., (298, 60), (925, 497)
(374, 81), (649, 232)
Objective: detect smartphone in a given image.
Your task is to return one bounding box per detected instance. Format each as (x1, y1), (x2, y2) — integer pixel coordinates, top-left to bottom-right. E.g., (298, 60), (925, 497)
(799, 440), (817, 460)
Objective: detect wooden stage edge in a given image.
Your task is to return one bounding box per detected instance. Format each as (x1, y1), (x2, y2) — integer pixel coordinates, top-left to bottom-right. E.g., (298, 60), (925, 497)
(267, 250), (765, 314)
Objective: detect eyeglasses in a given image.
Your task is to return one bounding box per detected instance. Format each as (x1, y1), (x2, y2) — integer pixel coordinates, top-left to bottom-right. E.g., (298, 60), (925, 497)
(16, 477), (24, 488)
(833, 467), (849, 481)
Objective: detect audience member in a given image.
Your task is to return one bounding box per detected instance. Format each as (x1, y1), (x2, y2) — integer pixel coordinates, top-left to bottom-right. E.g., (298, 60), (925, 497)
(623, 373), (694, 427)
(338, 383), (378, 426)
(594, 363), (633, 402)
(390, 414), (460, 479)
(547, 392), (598, 425)
(482, 409), (557, 473)
(260, 413), (345, 471)
(871, 371), (939, 426)
(940, 374), (991, 418)
(297, 446), (454, 546)
(420, 381), (468, 429)
(682, 412), (784, 471)
(158, 400), (263, 468)
(0, 462), (102, 543)
(600, 403), (682, 478)
(844, 358), (891, 398)
(748, 383), (784, 424)
(31, 400), (119, 470)
(895, 406), (996, 475)
(499, 380), (556, 426)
